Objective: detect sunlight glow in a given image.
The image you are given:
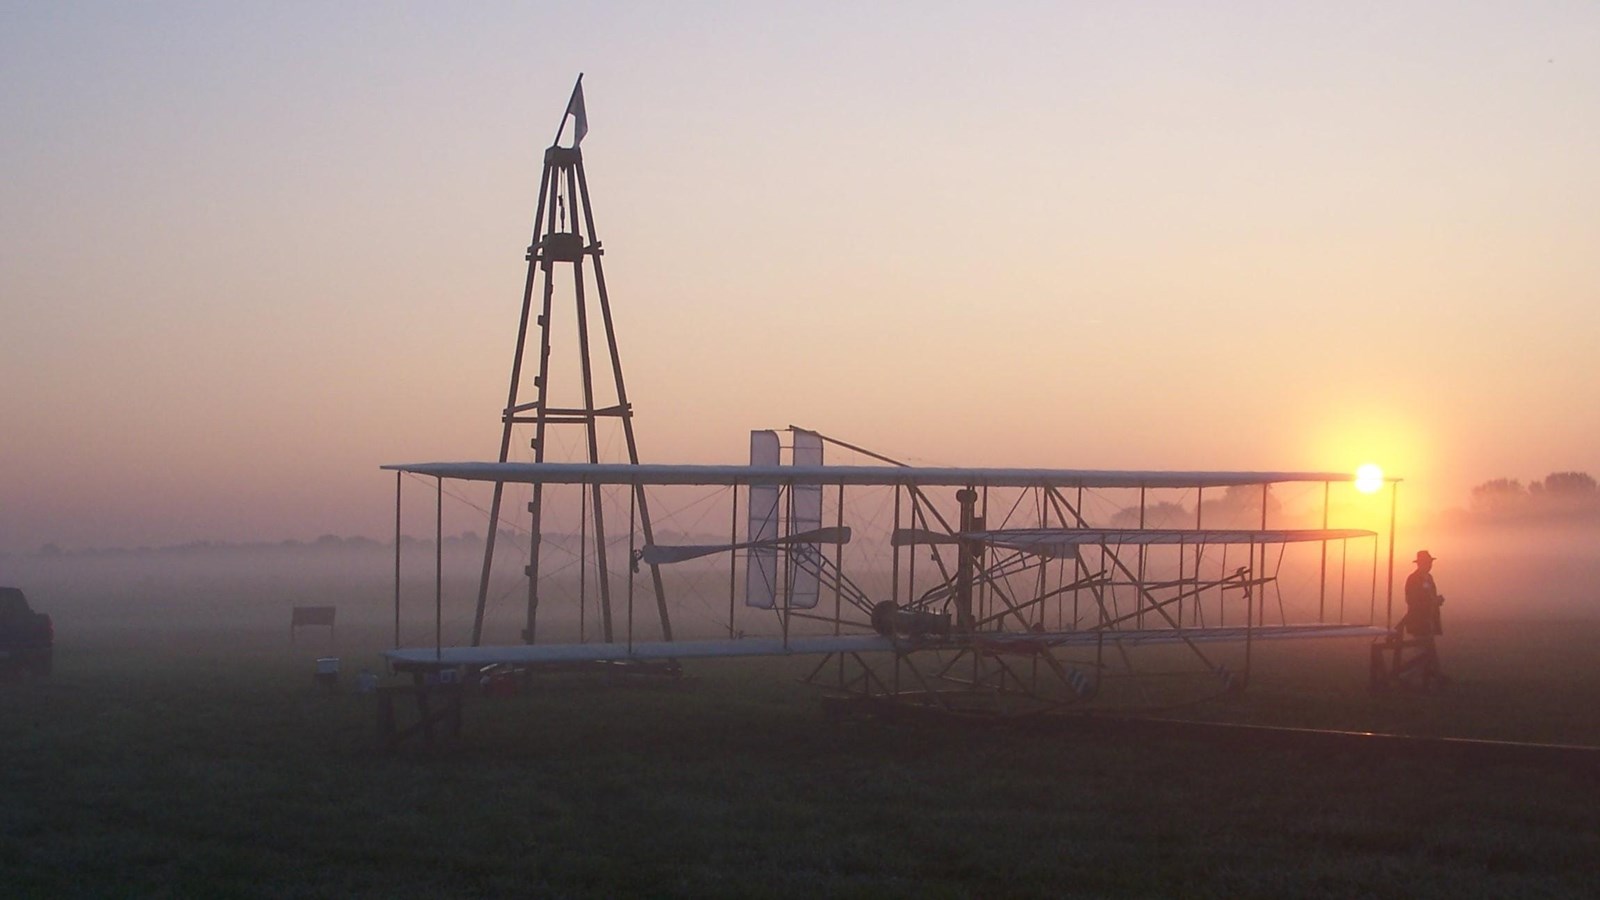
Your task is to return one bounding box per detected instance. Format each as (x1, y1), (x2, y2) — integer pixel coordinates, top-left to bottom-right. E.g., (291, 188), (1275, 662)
(1355, 464), (1385, 494)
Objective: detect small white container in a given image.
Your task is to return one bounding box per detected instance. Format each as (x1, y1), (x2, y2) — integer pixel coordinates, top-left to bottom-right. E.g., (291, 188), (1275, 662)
(314, 657), (340, 690)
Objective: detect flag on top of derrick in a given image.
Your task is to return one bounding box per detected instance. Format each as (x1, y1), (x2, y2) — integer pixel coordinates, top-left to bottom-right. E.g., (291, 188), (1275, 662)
(564, 75), (587, 147)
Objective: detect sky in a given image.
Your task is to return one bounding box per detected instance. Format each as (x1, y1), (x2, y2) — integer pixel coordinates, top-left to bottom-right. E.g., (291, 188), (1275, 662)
(3, 1), (1598, 553)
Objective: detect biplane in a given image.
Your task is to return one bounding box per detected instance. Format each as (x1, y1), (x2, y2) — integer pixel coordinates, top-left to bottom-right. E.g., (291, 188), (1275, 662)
(383, 430), (1395, 716)
(378, 80), (1399, 724)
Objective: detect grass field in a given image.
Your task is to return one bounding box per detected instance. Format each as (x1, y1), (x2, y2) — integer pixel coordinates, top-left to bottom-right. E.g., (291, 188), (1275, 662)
(3, 609), (1598, 899)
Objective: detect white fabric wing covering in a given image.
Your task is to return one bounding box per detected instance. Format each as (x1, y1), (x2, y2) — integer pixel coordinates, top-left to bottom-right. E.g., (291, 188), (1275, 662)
(383, 461), (1366, 490)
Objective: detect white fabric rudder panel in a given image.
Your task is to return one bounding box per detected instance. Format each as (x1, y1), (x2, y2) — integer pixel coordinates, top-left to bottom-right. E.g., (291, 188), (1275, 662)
(745, 430), (780, 608)
(788, 430), (824, 609)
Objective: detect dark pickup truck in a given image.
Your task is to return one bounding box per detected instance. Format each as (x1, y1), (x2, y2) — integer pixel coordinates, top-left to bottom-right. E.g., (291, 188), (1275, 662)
(0, 587), (53, 679)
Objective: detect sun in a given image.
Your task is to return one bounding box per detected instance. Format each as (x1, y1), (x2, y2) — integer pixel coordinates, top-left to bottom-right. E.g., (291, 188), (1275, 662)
(1355, 464), (1385, 494)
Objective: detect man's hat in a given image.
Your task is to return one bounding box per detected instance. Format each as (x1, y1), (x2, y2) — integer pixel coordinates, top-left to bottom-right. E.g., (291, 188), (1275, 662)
(1414, 550), (1436, 563)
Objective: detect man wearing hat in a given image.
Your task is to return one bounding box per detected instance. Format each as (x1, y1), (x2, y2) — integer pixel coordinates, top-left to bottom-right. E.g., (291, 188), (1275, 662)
(1403, 550), (1445, 637)
(1401, 550), (1447, 686)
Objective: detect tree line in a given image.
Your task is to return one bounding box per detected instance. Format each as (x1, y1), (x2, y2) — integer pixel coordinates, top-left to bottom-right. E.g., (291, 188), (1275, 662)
(1468, 471), (1599, 521)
